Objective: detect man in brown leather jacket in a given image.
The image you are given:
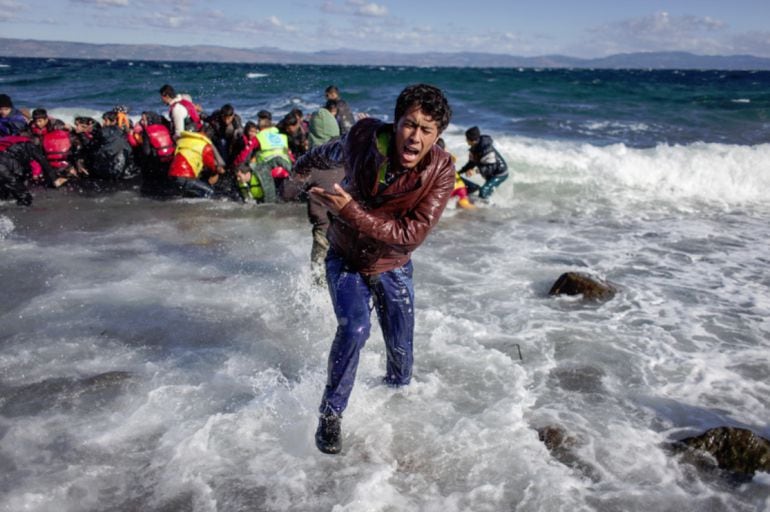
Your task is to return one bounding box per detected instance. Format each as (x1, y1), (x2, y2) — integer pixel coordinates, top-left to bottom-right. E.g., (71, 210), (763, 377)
(294, 83), (455, 454)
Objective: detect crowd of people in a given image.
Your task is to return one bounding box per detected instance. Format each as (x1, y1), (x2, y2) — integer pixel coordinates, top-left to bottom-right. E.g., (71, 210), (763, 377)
(0, 84), (508, 209)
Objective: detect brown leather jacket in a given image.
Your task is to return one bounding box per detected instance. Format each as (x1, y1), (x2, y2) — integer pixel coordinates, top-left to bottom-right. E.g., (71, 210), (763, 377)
(294, 117), (456, 274)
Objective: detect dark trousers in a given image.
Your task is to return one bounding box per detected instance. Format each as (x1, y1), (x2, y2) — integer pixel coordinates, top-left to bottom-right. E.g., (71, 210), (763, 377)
(462, 173), (508, 199)
(319, 250), (415, 416)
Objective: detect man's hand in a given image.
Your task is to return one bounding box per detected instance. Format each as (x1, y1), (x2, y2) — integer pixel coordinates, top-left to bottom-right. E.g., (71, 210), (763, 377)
(309, 183), (352, 214)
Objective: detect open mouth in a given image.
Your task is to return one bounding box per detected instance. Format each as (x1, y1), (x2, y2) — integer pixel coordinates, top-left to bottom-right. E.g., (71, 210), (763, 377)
(401, 145), (421, 164)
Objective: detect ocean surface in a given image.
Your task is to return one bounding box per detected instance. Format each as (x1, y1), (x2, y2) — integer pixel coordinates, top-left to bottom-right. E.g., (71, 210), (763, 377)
(1, 57), (770, 511)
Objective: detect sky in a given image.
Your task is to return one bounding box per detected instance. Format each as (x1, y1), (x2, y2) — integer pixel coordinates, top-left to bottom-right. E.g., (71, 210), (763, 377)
(2, 0), (770, 58)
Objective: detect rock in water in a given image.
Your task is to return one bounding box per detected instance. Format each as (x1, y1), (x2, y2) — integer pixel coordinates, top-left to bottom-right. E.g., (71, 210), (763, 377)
(548, 272), (617, 302)
(675, 426), (770, 477)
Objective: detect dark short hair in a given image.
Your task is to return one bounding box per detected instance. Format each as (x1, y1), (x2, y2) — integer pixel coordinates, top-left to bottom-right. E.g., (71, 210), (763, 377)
(324, 99), (338, 111)
(32, 108), (48, 120)
(281, 113), (298, 127)
(290, 108), (303, 118)
(220, 104), (234, 117)
(159, 84), (176, 98)
(244, 121), (258, 133)
(325, 85), (339, 95)
(102, 111), (117, 123)
(257, 109), (272, 120)
(395, 84), (451, 133)
(465, 126), (481, 141)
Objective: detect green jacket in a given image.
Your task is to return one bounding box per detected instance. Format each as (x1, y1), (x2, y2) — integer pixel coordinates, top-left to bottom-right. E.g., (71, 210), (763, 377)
(308, 108), (340, 148)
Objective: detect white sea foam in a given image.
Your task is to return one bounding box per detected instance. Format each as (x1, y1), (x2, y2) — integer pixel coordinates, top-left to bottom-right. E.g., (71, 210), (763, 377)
(443, 131), (770, 206)
(246, 72), (268, 79)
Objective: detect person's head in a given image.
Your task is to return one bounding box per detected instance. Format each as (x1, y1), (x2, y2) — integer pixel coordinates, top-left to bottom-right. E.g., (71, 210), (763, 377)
(235, 165), (252, 184)
(32, 108), (48, 129)
(257, 110), (272, 130)
(74, 116), (95, 132)
(51, 119), (67, 131)
(325, 85), (340, 100)
(465, 126), (481, 145)
(220, 104), (235, 123)
(159, 84), (176, 104)
(393, 84), (452, 169)
(290, 108), (304, 122)
(0, 94), (13, 118)
(102, 111), (117, 126)
(281, 113), (299, 133)
(114, 104), (128, 114)
(244, 121), (259, 139)
(324, 99), (338, 115)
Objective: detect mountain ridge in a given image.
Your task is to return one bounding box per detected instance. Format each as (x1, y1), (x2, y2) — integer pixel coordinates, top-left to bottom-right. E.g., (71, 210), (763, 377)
(2, 38), (770, 70)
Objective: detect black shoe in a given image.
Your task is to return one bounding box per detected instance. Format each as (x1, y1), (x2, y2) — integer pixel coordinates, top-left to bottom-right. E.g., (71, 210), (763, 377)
(315, 414), (342, 454)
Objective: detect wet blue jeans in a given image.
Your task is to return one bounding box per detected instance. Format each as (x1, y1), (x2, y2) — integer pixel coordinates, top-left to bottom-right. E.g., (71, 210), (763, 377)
(319, 250), (415, 417)
(462, 173), (508, 199)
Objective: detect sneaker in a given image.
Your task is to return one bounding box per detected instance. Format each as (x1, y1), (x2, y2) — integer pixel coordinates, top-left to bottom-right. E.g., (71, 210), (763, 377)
(315, 414), (342, 454)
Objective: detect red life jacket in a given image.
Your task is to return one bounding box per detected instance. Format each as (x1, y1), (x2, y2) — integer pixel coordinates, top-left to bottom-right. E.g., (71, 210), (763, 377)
(145, 124), (175, 162)
(0, 135), (32, 152)
(169, 98), (203, 132)
(42, 130), (72, 169)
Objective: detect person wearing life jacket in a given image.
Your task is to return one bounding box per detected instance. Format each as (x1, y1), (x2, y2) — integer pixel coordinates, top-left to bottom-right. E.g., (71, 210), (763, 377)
(0, 94), (29, 137)
(458, 126), (508, 201)
(168, 130), (225, 198)
(29, 108), (55, 141)
(0, 135), (65, 206)
(234, 164), (267, 203)
(89, 111), (137, 180)
(230, 121), (260, 169)
(159, 84), (203, 140)
(41, 120), (83, 176)
(251, 116), (293, 201)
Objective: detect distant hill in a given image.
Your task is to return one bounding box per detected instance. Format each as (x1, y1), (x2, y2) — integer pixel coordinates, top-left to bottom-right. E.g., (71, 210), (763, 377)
(2, 38), (770, 70)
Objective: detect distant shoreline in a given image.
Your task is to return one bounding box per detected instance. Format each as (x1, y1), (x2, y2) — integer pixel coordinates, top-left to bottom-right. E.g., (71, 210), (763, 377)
(2, 37), (770, 71)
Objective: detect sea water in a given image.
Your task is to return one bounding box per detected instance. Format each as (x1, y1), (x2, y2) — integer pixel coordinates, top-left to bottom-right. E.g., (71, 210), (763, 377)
(1, 58), (769, 511)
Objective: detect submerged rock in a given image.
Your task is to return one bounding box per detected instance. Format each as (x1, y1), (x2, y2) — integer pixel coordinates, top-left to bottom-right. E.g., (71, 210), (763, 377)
(673, 426), (770, 478)
(537, 425), (601, 482)
(548, 272), (617, 302)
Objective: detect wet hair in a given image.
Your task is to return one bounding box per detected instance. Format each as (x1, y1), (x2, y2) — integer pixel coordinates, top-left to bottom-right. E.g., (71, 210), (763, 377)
(32, 108), (48, 120)
(159, 84), (176, 98)
(465, 126), (481, 142)
(394, 84), (452, 133)
(220, 104), (234, 117)
(102, 111), (117, 123)
(75, 116), (95, 125)
(324, 99), (338, 111)
(281, 113), (298, 127)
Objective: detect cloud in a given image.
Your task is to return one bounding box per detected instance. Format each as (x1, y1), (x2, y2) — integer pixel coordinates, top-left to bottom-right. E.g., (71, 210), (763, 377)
(233, 16), (298, 35)
(71, 0), (129, 6)
(321, 0), (388, 18)
(731, 31), (770, 57)
(576, 11), (733, 57)
(0, 0), (23, 22)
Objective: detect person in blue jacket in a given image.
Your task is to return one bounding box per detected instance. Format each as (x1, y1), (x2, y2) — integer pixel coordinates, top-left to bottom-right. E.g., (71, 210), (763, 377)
(458, 126), (508, 200)
(0, 95), (29, 137)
